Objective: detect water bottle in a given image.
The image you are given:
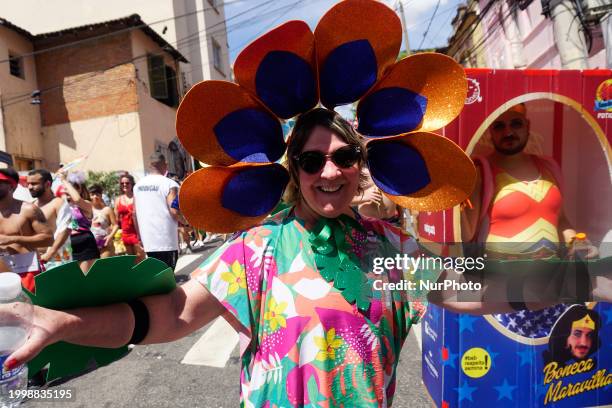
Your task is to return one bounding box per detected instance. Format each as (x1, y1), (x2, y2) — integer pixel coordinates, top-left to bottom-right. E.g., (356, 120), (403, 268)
(572, 232), (590, 260)
(571, 233), (592, 302)
(0, 273), (32, 408)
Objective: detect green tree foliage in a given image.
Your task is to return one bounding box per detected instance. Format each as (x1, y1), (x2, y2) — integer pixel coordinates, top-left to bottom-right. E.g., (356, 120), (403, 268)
(86, 171), (121, 202)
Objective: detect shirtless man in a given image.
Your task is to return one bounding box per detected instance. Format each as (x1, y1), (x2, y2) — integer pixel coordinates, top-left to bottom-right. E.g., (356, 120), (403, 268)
(27, 169), (72, 266)
(0, 167), (53, 291)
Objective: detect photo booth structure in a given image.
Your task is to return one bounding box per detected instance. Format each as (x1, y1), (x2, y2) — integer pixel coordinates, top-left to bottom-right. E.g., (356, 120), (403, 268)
(420, 68), (612, 407)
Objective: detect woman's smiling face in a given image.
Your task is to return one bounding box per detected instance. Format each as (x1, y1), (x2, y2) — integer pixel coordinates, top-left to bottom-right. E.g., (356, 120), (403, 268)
(296, 125), (361, 221)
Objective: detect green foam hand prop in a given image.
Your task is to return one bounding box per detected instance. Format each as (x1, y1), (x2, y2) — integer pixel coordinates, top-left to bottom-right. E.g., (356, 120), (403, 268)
(26, 256), (176, 381)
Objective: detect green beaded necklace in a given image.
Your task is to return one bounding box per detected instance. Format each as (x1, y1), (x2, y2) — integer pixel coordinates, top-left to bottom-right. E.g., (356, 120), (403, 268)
(308, 215), (372, 311)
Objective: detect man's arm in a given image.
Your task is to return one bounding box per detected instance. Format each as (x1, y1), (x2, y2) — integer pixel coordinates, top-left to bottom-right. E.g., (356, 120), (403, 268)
(1, 203), (54, 248)
(132, 194), (141, 239)
(166, 186), (180, 222)
(428, 268), (556, 315)
(460, 169), (482, 243)
(7, 279), (225, 366)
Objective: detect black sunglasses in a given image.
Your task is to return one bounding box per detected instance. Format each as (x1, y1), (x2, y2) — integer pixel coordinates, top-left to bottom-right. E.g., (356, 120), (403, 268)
(294, 145), (362, 174)
(492, 118), (526, 131)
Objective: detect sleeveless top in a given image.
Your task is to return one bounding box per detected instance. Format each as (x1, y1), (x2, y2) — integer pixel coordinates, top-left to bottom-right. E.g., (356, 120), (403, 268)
(485, 161), (562, 258)
(91, 207), (111, 245)
(70, 205), (92, 235)
(92, 207), (110, 230)
(116, 196), (137, 235)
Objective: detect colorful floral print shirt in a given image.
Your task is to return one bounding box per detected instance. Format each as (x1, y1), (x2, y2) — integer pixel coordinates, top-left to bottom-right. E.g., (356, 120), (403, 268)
(192, 209), (426, 407)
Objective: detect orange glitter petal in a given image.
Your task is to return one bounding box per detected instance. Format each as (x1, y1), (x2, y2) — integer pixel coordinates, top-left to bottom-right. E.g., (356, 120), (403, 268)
(176, 81), (279, 166)
(359, 53), (467, 134)
(179, 165), (285, 233)
(314, 0), (401, 94)
(234, 20), (318, 115)
(369, 132), (476, 211)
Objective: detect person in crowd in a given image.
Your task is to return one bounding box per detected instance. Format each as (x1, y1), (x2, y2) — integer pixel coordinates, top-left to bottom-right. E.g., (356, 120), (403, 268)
(133, 153), (180, 270)
(0, 167), (53, 291)
(89, 184), (119, 258)
(27, 169), (72, 268)
(166, 176), (192, 254)
(461, 103), (599, 337)
(114, 173), (144, 262)
(461, 103), (591, 257)
(59, 171), (99, 272)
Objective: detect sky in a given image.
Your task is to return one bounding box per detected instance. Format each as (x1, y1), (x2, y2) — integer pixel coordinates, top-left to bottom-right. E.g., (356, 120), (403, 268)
(224, 0), (464, 63)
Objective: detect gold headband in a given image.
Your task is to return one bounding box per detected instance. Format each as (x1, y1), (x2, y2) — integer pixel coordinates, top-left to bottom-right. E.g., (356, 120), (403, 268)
(571, 315), (595, 331)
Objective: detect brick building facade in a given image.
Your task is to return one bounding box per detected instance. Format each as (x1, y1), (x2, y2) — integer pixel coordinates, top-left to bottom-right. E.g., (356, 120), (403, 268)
(0, 14), (193, 178)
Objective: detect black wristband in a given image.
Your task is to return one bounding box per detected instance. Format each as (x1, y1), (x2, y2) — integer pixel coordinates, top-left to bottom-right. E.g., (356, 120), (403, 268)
(127, 299), (150, 345)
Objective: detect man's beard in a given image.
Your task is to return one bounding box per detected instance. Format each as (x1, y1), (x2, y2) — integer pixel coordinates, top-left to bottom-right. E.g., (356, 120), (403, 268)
(493, 136), (528, 156)
(30, 188), (45, 198)
(569, 344), (590, 359)
(0, 189), (9, 200)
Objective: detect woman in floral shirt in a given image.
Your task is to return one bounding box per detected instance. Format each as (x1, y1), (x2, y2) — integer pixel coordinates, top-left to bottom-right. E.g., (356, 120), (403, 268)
(190, 109), (428, 406)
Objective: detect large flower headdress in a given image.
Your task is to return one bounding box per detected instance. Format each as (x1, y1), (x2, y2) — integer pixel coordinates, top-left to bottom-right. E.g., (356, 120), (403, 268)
(177, 0), (476, 233)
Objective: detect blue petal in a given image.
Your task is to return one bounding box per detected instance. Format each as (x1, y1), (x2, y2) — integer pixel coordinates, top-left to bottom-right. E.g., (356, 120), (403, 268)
(255, 51), (317, 119)
(320, 40), (377, 107)
(358, 87), (428, 136)
(214, 108), (285, 163)
(221, 166), (289, 217)
(368, 141), (430, 195)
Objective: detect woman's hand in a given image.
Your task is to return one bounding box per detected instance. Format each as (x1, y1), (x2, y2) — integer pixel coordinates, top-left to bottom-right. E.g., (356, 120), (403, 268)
(362, 188), (383, 206)
(40, 251), (52, 263)
(1, 303), (67, 370)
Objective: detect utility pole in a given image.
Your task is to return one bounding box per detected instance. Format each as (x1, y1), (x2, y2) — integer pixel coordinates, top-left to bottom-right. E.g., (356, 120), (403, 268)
(398, 0), (411, 55)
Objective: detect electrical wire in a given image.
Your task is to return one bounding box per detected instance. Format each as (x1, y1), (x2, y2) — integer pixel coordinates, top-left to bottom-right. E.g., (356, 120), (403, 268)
(0, 0), (249, 65)
(3, 0), (468, 108)
(417, 0), (441, 50)
(1, 0), (305, 108)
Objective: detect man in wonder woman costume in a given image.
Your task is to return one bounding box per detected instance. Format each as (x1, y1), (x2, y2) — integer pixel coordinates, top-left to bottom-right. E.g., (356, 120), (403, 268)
(462, 103), (600, 338)
(3, 1), (607, 406)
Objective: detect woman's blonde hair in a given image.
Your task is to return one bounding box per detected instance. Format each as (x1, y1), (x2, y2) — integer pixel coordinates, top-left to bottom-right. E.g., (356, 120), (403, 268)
(283, 108), (368, 205)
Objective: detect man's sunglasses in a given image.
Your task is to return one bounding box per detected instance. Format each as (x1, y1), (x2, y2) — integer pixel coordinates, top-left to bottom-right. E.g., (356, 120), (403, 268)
(491, 118), (526, 131)
(294, 145), (362, 175)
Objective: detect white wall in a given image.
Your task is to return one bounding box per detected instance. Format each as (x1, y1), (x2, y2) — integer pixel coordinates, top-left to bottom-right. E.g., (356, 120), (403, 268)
(0, 26), (44, 164)
(131, 30), (182, 176)
(42, 112), (144, 174)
